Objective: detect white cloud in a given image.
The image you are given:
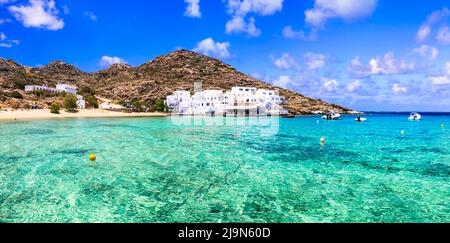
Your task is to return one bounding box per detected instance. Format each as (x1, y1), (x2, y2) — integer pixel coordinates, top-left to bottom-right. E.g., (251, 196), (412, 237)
(0, 0), (16, 4)
(428, 61), (450, 86)
(271, 53), (297, 70)
(304, 52), (326, 70)
(305, 0), (378, 28)
(226, 0), (284, 17)
(0, 19), (12, 24)
(0, 43), (12, 48)
(392, 83), (407, 95)
(429, 76), (450, 86)
(193, 38), (231, 59)
(62, 5), (69, 14)
(322, 78), (339, 92)
(225, 0), (283, 37)
(348, 52), (415, 78)
(273, 75), (292, 89)
(225, 16), (261, 37)
(416, 25), (431, 42)
(0, 32), (19, 48)
(416, 8), (450, 42)
(184, 0), (201, 18)
(84, 11), (97, 21)
(413, 45), (439, 60)
(346, 80), (361, 93)
(436, 26), (450, 45)
(99, 56), (127, 67)
(282, 26), (317, 41)
(9, 0), (64, 30)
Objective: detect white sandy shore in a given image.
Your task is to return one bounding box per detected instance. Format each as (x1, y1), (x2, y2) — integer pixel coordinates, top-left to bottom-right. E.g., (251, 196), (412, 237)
(0, 109), (167, 121)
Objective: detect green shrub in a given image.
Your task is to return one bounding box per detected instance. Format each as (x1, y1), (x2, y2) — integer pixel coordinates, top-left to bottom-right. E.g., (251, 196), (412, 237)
(50, 102), (60, 114)
(10, 91), (23, 99)
(130, 100), (145, 112)
(85, 95), (99, 108)
(153, 100), (168, 112)
(33, 90), (44, 97)
(79, 86), (96, 96)
(64, 94), (78, 112)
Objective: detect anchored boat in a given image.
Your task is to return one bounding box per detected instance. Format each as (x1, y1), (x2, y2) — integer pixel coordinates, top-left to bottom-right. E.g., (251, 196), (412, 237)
(322, 113), (341, 120)
(408, 112), (422, 121)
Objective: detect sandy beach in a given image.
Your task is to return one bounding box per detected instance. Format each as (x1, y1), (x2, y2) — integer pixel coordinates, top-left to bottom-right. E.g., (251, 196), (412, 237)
(0, 109), (167, 121)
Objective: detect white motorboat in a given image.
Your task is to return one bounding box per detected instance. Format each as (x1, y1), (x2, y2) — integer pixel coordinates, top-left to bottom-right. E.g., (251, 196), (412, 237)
(322, 113), (341, 120)
(355, 117), (367, 122)
(408, 112), (422, 121)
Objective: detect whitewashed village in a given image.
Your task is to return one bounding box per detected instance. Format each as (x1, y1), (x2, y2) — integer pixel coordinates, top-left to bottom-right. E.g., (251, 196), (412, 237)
(166, 87), (288, 117)
(24, 84), (86, 109)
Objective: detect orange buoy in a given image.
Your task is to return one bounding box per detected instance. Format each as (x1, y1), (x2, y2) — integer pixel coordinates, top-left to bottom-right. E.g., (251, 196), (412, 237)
(320, 138), (326, 144)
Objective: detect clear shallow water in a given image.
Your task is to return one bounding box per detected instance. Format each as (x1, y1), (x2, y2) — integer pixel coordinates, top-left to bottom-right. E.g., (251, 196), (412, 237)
(0, 114), (449, 223)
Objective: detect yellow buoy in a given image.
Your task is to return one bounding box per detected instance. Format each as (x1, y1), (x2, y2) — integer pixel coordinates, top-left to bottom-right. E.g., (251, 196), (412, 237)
(89, 154), (97, 161)
(441, 124), (445, 128)
(400, 130), (405, 135)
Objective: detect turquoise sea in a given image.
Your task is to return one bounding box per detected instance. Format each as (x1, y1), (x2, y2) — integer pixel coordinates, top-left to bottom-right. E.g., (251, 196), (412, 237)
(0, 114), (449, 223)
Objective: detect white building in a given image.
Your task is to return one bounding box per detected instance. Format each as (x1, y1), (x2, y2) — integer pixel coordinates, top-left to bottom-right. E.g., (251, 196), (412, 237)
(25, 84), (78, 95)
(56, 84), (77, 94)
(76, 95), (86, 109)
(25, 85), (58, 93)
(166, 86), (287, 116)
(25, 84), (87, 110)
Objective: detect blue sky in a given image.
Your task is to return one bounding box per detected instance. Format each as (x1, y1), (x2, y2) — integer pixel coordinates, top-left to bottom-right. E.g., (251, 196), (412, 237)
(1, 0), (450, 111)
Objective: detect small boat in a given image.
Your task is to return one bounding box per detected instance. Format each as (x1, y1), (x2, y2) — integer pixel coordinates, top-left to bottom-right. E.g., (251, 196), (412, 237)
(408, 112), (422, 121)
(355, 117), (367, 122)
(322, 113), (341, 120)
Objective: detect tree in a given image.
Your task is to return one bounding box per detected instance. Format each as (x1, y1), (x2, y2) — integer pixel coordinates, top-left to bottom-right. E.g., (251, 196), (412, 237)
(153, 100), (168, 112)
(50, 102), (60, 114)
(64, 94), (78, 112)
(10, 91), (23, 99)
(129, 100), (145, 112)
(85, 94), (99, 108)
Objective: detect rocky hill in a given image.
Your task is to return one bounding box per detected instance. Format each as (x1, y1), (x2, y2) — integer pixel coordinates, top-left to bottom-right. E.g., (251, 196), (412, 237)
(0, 50), (355, 114)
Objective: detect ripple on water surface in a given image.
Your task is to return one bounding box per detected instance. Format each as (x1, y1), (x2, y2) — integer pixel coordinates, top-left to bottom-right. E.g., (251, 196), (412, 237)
(0, 115), (449, 222)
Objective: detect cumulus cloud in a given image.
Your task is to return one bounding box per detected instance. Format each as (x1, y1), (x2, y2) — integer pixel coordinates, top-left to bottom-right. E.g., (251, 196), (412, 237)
(436, 26), (450, 44)
(348, 52), (415, 78)
(225, 0), (283, 37)
(428, 61), (450, 86)
(0, 18), (12, 24)
(304, 0), (378, 28)
(346, 80), (361, 93)
(321, 78), (339, 93)
(0, 32), (19, 48)
(391, 83), (408, 95)
(304, 52), (327, 70)
(225, 16), (261, 37)
(9, 0), (64, 30)
(282, 26), (317, 41)
(226, 0), (284, 16)
(273, 75), (292, 89)
(271, 53), (298, 70)
(193, 38), (231, 59)
(99, 56), (127, 67)
(271, 52), (327, 71)
(184, 0), (201, 18)
(84, 11), (97, 21)
(0, 0), (16, 4)
(413, 45), (439, 61)
(416, 8), (450, 42)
